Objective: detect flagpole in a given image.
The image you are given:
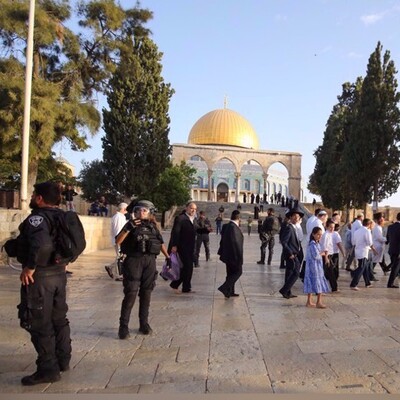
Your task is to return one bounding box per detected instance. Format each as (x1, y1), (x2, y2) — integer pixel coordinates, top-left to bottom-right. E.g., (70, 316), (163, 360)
(20, 0), (35, 210)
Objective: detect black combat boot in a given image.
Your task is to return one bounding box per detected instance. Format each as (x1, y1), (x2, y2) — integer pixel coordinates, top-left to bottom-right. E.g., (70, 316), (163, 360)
(21, 370), (61, 386)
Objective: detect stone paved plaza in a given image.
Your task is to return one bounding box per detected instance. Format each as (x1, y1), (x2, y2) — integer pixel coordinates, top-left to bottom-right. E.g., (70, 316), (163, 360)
(1, 229), (400, 394)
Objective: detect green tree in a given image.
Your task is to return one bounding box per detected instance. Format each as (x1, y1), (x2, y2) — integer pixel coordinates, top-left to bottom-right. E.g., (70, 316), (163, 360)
(309, 79), (363, 212)
(310, 42), (400, 213)
(0, 0), (152, 190)
(77, 159), (122, 204)
(152, 161), (197, 227)
(102, 35), (174, 199)
(347, 42), (400, 208)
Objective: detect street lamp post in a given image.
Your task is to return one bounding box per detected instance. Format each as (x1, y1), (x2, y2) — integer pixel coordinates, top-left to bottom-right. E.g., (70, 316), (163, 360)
(20, 0), (35, 210)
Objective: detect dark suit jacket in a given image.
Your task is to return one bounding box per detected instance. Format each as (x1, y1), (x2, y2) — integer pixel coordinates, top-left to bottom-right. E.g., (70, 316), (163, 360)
(387, 221), (400, 256)
(217, 221), (244, 266)
(280, 222), (303, 261)
(168, 212), (196, 259)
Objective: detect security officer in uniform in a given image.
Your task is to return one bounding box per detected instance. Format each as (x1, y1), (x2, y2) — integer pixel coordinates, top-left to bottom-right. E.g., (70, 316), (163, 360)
(257, 207), (280, 265)
(17, 181), (72, 386)
(116, 200), (169, 339)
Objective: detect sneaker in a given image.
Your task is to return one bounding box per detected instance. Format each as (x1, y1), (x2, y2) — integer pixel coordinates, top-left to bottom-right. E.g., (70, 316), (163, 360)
(105, 265), (114, 279)
(366, 284), (373, 288)
(21, 371), (61, 386)
(256, 261), (265, 265)
(139, 323), (153, 335)
(350, 286), (360, 291)
(118, 326), (130, 340)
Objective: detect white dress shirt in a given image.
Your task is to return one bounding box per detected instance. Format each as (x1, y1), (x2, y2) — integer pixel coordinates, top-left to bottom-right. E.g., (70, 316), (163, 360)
(353, 226), (372, 260)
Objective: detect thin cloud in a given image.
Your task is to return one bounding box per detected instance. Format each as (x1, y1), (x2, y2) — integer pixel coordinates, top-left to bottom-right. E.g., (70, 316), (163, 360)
(274, 14), (288, 22)
(360, 11), (386, 25)
(348, 51), (363, 59)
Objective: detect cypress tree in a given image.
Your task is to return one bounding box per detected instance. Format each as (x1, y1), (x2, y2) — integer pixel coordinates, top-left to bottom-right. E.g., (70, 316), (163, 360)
(102, 36), (174, 199)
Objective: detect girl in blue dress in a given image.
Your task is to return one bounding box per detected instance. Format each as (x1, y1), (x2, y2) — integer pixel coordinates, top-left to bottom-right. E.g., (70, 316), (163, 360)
(304, 226), (331, 308)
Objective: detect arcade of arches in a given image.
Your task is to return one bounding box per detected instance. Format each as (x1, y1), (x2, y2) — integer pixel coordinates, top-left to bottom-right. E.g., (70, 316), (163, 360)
(172, 143), (302, 203)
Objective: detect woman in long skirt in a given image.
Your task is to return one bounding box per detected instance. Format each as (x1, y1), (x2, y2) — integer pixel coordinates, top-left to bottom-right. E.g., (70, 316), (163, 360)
(304, 227), (331, 308)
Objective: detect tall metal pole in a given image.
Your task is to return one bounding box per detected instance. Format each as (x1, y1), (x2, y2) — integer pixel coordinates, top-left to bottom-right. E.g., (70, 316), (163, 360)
(20, 0), (36, 210)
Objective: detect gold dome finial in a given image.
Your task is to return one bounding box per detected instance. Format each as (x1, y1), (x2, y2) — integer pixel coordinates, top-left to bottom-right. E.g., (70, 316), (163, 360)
(224, 95), (228, 109)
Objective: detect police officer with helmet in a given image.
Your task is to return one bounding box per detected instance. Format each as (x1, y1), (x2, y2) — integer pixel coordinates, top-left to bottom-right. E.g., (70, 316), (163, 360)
(116, 200), (170, 338)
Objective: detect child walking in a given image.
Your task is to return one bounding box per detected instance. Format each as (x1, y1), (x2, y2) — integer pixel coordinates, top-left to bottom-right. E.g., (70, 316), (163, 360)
(304, 226), (331, 308)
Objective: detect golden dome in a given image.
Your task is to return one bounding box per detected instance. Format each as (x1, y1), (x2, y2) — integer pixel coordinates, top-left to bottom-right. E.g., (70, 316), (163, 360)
(188, 108), (260, 150)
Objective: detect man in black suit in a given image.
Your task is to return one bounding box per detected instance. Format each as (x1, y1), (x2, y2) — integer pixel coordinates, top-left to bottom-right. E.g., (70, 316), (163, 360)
(217, 210), (244, 298)
(279, 207), (304, 299)
(386, 212), (400, 288)
(168, 201), (197, 293)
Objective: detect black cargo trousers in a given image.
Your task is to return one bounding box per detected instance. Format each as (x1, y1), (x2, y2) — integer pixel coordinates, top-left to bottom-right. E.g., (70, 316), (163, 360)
(119, 254), (158, 330)
(18, 269), (71, 374)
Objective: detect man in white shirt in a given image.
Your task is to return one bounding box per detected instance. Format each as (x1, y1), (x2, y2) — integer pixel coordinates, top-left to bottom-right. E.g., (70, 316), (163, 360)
(306, 208), (321, 238)
(350, 218), (377, 290)
(372, 212), (389, 275)
(321, 220), (345, 292)
(105, 202), (128, 281)
(345, 213), (364, 270)
(309, 210), (328, 234)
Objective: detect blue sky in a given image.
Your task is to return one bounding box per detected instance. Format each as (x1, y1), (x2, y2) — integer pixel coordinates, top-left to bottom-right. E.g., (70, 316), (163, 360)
(60, 0), (400, 206)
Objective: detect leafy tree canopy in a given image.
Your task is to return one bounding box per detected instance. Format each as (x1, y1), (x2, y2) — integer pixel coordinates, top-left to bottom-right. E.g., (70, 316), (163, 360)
(0, 0), (152, 190)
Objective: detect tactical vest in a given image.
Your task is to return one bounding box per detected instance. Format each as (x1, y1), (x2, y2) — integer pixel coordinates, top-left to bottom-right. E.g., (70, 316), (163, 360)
(120, 221), (162, 256)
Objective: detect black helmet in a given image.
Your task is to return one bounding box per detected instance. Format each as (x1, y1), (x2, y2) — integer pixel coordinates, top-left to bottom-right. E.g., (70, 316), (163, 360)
(132, 200), (156, 214)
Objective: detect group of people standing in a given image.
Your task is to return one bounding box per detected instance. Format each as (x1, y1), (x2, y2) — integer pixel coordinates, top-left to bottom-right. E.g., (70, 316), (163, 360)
(277, 206), (400, 309)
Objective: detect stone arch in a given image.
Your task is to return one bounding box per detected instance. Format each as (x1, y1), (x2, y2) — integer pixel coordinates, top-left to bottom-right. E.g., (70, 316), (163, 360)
(216, 182), (229, 202)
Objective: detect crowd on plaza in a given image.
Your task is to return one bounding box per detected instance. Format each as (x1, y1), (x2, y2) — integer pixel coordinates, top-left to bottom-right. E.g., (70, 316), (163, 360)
(6, 182), (400, 387)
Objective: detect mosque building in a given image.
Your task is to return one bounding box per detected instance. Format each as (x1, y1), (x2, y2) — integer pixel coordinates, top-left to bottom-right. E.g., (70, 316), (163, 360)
(171, 104), (304, 204)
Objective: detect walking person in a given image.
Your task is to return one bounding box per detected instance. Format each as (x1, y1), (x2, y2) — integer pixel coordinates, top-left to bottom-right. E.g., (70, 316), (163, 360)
(16, 182), (74, 385)
(105, 202), (128, 281)
(168, 201), (197, 293)
(215, 212), (223, 235)
(350, 218), (377, 290)
(320, 219), (345, 292)
(372, 212), (389, 275)
(386, 212), (400, 288)
(116, 200), (169, 338)
(257, 207), (280, 265)
(279, 207), (304, 299)
(194, 210), (212, 267)
(304, 227), (330, 308)
(247, 215), (253, 236)
(217, 210), (244, 298)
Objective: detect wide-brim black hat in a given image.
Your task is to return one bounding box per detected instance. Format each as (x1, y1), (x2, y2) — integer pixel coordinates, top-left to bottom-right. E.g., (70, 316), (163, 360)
(285, 207), (304, 218)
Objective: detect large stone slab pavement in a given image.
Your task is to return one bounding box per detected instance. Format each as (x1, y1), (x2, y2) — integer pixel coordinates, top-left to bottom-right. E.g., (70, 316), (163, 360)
(1, 229), (400, 394)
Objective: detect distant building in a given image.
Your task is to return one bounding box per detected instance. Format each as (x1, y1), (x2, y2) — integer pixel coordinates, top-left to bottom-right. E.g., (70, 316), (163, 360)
(172, 106), (303, 203)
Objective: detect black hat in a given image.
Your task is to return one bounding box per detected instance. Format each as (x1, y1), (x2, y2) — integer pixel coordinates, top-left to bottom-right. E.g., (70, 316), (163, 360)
(285, 207), (304, 218)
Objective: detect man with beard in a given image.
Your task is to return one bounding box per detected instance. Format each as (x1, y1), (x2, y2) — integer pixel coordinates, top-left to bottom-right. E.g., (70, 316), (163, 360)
(168, 201), (198, 293)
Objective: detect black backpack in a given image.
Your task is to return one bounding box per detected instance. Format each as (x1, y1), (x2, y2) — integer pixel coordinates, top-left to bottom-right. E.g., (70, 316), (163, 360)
(47, 211), (86, 264)
(3, 210), (86, 265)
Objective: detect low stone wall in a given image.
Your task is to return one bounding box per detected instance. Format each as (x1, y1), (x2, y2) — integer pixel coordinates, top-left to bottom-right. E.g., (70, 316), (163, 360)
(0, 209), (112, 265)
